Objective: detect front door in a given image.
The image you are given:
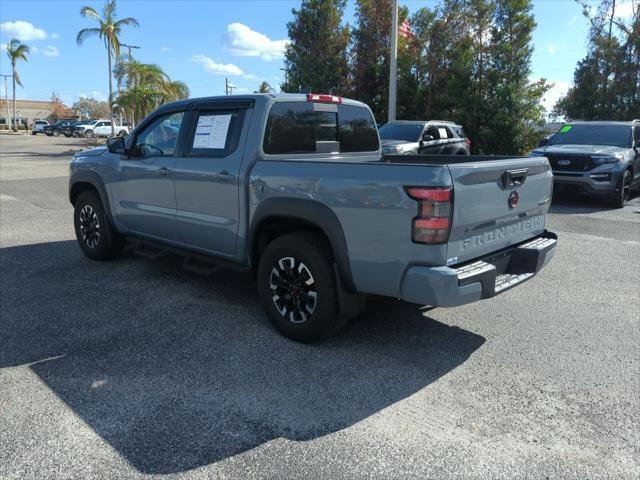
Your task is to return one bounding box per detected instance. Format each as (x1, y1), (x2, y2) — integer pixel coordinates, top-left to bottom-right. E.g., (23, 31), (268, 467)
(110, 111), (186, 241)
(418, 125), (444, 154)
(173, 107), (249, 256)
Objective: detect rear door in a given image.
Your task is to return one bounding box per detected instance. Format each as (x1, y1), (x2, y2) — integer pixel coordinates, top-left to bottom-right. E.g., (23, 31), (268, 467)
(445, 157), (552, 265)
(418, 125), (444, 154)
(173, 104), (251, 255)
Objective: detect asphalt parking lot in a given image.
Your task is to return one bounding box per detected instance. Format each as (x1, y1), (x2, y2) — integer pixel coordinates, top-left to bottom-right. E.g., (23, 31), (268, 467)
(1, 133), (639, 479)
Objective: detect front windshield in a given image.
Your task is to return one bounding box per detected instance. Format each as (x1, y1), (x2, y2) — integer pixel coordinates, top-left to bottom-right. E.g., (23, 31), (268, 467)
(379, 123), (423, 142)
(549, 124), (631, 148)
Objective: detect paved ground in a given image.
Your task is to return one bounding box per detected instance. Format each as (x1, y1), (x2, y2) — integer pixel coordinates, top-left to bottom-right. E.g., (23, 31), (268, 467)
(1, 134), (639, 479)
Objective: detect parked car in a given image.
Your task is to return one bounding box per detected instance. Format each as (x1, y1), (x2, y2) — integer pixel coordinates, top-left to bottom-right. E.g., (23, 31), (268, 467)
(70, 120), (96, 137)
(530, 120), (640, 208)
(69, 93), (556, 342)
(31, 119), (49, 135)
(59, 120), (83, 137)
(380, 120), (470, 155)
(43, 120), (75, 137)
(73, 119), (130, 138)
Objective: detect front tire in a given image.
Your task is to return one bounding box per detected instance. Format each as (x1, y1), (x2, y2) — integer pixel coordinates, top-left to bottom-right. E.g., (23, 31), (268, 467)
(52, 129), (60, 137)
(611, 169), (632, 208)
(118, 130), (127, 137)
(257, 232), (344, 342)
(74, 190), (124, 260)
(84, 129), (95, 138)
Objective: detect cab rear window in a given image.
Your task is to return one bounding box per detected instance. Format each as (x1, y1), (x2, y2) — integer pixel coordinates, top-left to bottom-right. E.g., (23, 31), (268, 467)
(263, 102), (379, 155)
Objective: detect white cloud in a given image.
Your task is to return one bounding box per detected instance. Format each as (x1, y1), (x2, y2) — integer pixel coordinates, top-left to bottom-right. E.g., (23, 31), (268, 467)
(190, 54), (243, 75)
(160, 46), (171, 52)
(30, 46), (39, 53)
(223, 23), (288, 61)
(547, 43), (556, 55)
(0, 43), (6, 51)
(42, 45), (59, 57)
(0, 20), (47, 41)
(616, 0), (635, 18)
(78, 91), (107, 101)
(242, 73), (258, 81)
(541, 80), (572, 115)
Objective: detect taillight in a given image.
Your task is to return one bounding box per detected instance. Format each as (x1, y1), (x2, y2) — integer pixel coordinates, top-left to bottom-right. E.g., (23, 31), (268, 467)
(405, 187), (453, 244)
(306, 93), (343, 103)
(465, 138), (471, 146)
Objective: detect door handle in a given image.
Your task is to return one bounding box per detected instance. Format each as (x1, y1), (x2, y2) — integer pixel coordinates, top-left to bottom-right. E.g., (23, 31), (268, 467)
(157, 166), (171, 176)
(214, 170), (235, 181)
(502, 168), (528, 188)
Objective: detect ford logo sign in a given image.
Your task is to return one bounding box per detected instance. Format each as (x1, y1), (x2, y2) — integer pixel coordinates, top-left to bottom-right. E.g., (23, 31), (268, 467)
(558, 159), (571, 166)
(508, 190), (520, 208)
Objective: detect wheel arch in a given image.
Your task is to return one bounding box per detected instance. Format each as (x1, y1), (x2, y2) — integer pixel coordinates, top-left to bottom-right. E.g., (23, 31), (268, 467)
(249, 198), (356, 292)
(69, 171), (115, 226)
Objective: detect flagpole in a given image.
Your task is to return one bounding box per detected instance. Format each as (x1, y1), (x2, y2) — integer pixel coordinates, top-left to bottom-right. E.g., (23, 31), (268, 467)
(388, 0), (398, 123)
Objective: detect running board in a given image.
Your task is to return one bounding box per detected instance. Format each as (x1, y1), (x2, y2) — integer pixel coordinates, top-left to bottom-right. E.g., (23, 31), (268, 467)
(133, 241), (169, 260)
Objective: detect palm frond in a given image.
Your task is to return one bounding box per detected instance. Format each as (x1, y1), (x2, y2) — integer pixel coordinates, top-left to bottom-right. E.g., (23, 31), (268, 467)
(77, 27), (101, 45)
(114, 17), (140, 29)
(80, 6), (100, 20)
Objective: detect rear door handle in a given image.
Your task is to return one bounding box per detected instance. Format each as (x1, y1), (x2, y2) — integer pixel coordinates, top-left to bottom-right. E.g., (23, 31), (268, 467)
(157, 166), (171, 176)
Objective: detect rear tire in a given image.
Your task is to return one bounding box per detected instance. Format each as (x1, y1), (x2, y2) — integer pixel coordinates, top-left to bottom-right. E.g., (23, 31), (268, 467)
(52, 129), (60, 137)
(74, 190), (124, 261)
(118, 130), (127, 137)
(610, 169), (632, 209)
(257, 232), (345, 342)
(84, 129), (95, 138)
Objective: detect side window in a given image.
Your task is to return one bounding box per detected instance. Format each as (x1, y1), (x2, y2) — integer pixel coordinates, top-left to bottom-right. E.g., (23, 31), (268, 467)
(634, 126), (640, 145)
(188, 109), (244, 157)
(337, 104), (379, 152)
(135, 111), (184, 157)
(425, 125), (440, 140)
(263, 102), (379, 155)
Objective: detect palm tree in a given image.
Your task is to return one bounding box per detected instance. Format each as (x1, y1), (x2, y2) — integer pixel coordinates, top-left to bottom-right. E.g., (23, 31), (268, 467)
(114, 60), (189, 125)
(6, 39), (30, 131)
(257, 81), (273, 93)
(76, 0), (138, 136)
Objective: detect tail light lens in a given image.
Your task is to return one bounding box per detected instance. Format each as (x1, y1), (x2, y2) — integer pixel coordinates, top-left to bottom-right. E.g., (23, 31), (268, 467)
(465, 138), (471, 146)
(306, 93), (343, 103)
(405, 187), (453, 244)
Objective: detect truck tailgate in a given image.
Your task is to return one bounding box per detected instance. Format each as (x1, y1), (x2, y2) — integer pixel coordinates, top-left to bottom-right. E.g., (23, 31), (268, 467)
(446, 156), (552, 265)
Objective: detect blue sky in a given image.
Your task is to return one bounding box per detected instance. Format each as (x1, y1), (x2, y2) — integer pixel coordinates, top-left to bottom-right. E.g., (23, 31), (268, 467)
(0, 0), (635, 115)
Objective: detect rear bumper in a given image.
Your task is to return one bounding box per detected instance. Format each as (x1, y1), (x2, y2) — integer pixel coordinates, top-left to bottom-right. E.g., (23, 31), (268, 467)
(399, 230), (557, 307)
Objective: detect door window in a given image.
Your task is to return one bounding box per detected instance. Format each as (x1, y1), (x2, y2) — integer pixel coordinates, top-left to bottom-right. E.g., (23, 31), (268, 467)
(135, 111), (185, 157)
(188, 110), (244, 157)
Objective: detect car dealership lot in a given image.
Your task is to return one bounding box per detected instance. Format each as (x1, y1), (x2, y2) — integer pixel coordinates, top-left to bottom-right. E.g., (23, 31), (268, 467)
(1, 134), (639, 479)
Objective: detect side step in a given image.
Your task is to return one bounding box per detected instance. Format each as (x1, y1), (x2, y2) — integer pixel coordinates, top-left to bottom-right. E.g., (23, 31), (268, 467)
(133, 241), (169, 260)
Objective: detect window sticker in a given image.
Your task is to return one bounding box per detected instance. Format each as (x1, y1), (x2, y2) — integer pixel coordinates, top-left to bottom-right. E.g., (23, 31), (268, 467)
(438, 127), (448, 139)
(193, 114), (232, 149)
(559, 125), (572, 133)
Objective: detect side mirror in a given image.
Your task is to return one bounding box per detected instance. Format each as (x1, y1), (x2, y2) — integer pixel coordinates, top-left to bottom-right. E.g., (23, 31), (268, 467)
(106, 136), (126, 155)
(538, 137), (550, 147)
(422, 134), (434, 142)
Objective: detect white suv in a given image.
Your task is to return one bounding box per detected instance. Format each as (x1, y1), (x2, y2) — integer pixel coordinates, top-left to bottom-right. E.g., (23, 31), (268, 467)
(74, 119), (130, 138)
(31, 119), (49, 135)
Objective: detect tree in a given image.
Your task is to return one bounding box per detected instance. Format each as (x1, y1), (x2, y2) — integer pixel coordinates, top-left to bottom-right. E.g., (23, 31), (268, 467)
(281, 0), (351, 95)
(50, 91), (73, 119)
(76, 0), (139, 136)
(257, 81), (273, 93)
(114, 60), (189, 125)
(6, 39), (30, 131)
(72, 97), (110, 119)
(554, 0), (639, 120)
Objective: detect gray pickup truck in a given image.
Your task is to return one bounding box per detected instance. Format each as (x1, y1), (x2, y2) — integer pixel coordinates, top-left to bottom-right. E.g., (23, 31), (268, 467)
(69, 93), (557, 342)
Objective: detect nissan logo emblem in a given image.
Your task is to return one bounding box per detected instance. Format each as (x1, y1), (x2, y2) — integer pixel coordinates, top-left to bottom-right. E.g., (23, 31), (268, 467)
(558, 159), (571, 166)
(508, 190), (520, 208)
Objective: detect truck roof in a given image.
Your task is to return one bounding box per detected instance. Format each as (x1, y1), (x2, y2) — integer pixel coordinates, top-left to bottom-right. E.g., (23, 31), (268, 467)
(159, 93), (371, 110)
(565, 120), (636, 126)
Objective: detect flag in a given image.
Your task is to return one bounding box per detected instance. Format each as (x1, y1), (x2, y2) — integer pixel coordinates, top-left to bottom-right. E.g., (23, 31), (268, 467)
(399, 19), (414, 39)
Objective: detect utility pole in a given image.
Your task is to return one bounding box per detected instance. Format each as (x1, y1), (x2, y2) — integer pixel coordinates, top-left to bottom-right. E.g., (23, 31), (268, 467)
(225, 77), (235, 95)
(119, 43), (140, 126)
(0, 74), (10, 130)
(388, 0), (398, 123)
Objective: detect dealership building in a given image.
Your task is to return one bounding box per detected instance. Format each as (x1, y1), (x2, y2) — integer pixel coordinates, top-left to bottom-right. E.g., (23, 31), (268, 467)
(0, 99), (76, 127)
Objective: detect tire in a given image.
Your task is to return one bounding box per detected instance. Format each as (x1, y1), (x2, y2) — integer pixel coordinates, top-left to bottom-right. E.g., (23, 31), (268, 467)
(84, 129), (94, 138)
(118, 130), (127, 137)
(52, 129), (60, 137)
(610, 169), (632, 209)
(73, 190), (124, 261)
(45, 131), (52, 137)
(257, 232), (345, 342)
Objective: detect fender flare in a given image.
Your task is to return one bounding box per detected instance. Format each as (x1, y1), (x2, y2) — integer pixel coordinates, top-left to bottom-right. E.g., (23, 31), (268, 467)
(249, 198), (356, 292)
(69, 170), (115, 225)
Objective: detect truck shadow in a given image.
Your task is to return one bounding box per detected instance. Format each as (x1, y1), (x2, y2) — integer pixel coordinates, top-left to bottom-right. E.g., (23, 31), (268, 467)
(0, 240), (485, 474)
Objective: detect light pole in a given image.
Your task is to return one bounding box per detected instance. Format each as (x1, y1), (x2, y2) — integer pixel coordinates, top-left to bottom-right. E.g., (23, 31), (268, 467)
(0, 74), (10, 130)
(388, 0), (398, 123)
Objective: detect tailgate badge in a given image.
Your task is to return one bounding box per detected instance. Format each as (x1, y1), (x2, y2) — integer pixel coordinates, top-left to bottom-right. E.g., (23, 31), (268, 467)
(508, 190), (520, 208)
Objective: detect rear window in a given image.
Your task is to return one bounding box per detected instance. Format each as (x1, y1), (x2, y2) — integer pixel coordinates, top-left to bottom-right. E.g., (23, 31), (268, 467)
(263, 102), (379, 155)
(549, 124), (631, 148)
(452, 125), (466, 138)
(379, 123), (423, 142)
